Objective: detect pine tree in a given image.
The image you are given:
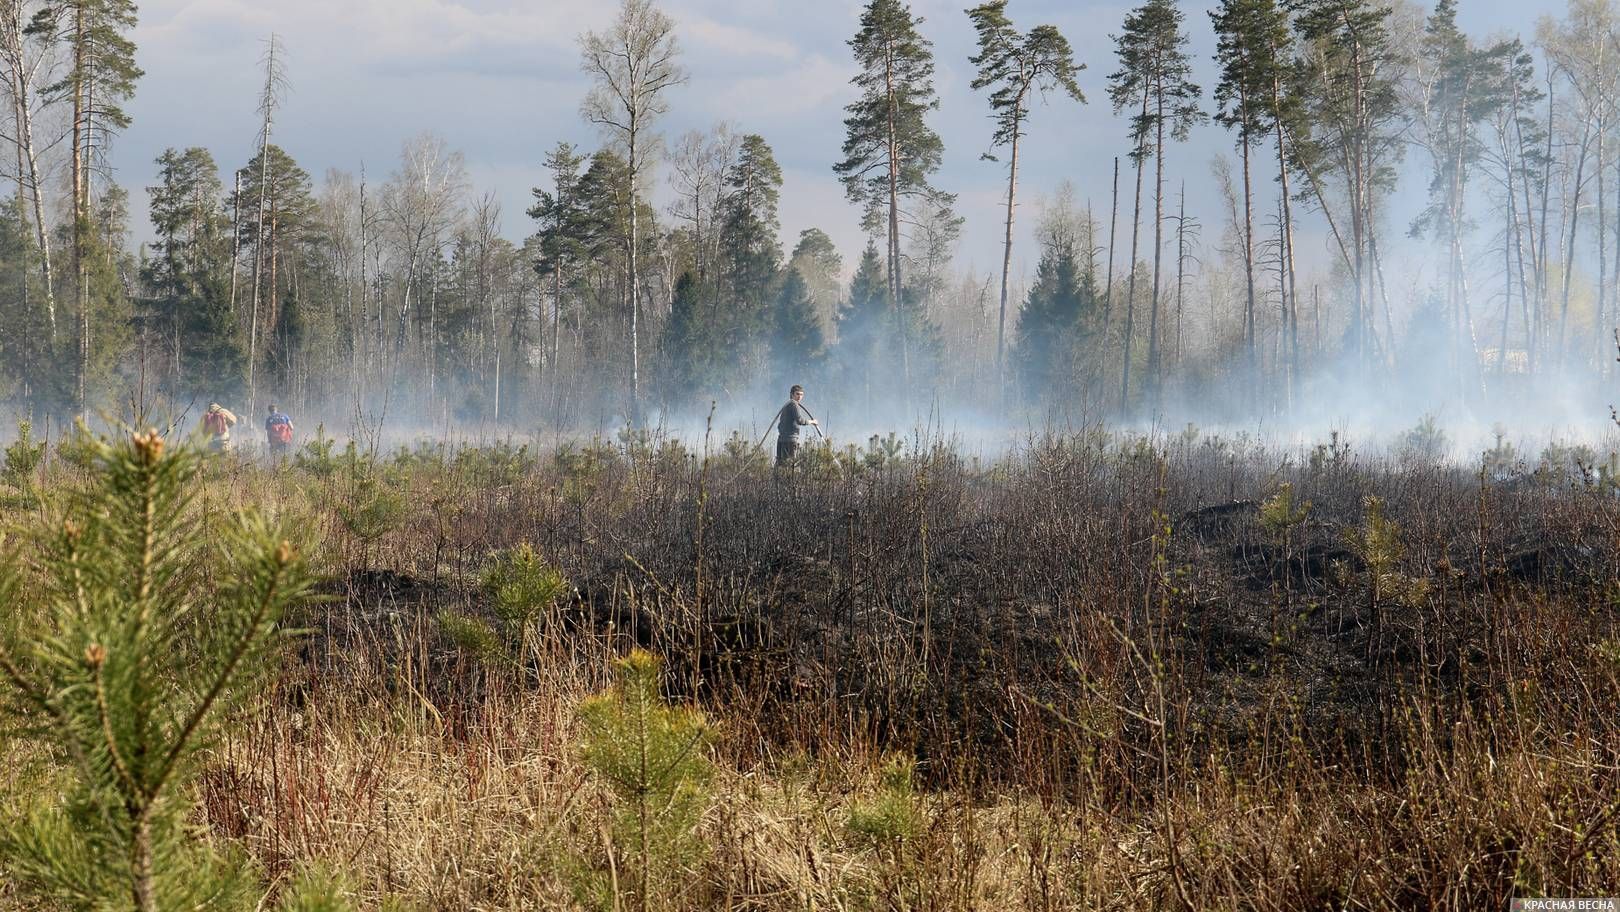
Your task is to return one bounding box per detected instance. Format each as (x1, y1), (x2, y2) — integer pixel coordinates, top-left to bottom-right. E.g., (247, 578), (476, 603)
(1410, 0), (1516, 393)
(967, 0), (1085, 390)
(1108, 0), (1202, 411)
(835, 0), (945, 392)
(1482, 39), (1547, 374)
(1289, 0), (1404, 370)
(29, 0), (142, 416)
(232, 145), (317, 409)
(1211, 0), (1290, 405)
(578, 649), (711, 912)
(0, 429), (337, 911)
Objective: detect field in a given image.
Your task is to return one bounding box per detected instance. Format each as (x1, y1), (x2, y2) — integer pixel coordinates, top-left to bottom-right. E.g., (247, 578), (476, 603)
(2, 422), (1619, 910)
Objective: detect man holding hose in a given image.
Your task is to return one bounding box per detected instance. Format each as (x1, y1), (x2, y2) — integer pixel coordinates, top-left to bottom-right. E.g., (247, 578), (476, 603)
(772, 384), (820, 466)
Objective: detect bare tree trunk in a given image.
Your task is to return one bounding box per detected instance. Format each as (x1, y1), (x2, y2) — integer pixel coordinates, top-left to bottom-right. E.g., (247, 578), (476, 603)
(1446, 92), (1480, 395)
(71, 1), (86, 416)
(1147, 82), (1167, 410)
(628, 113), (642, 426)
(2, 4), (54, 342)
(357, 166), (370, 407)
(1500, 202), (1515, 377)
(1121, 86), (1149, 413)
(1509, 75), (1539, 376)
(551, 264), (563, 418)
(248, 124), (272, 420)
(1559, 124), (1592, 361)
(1105, 156), (1119, 322)
(229, 171), (241, 317)
(1174, 182), (1189, 374)
(1239, 129), (1257, 408)
(1598, 129), (1608, 370)
(1535, 75), (1556, 372)
(1271, 61), (1300, 411)
(995, 108), (1023, 391)
(883, 44), (910, 394)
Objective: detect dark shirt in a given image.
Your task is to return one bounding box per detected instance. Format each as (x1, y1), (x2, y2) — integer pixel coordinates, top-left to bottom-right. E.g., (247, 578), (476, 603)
(265, 412), (292, 432)
(777, 401), (810, 440)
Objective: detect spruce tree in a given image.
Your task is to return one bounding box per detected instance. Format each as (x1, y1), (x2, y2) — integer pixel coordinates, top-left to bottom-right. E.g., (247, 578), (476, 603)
(769, 267), (826, 392)
(835, 0), (945, 390)
(528, 142), (589, 407)
(660, 271), (723, 409)
(966, 0), (1085, 389)
(0, 196), (54, 412)
(788, 228), (843, 334)
(144, 147), (241, 400)
(717, 133), (784, 352)
(834, 242), (891, 410)
(1014, 237), (1100, 402)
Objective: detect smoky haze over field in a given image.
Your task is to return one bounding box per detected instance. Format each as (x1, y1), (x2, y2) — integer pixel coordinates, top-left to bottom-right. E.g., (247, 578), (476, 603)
(4, 0), (1620, 467)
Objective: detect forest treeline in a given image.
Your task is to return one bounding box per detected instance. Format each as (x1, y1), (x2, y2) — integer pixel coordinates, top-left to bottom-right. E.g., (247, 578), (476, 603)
(0, 0), (1611, 429)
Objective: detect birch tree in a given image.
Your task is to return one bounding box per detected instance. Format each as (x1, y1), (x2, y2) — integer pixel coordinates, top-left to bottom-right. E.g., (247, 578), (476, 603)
(579, 0), (686, 425)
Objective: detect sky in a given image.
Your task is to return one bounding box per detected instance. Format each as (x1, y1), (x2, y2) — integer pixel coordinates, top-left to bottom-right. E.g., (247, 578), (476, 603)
(117, 0), (1563, 289)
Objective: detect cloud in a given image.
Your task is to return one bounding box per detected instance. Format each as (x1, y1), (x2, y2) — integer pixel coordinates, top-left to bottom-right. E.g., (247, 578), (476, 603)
(682, 17), (799, 61)
(694, 53), (851, 120)
(139, 0), (588, 67)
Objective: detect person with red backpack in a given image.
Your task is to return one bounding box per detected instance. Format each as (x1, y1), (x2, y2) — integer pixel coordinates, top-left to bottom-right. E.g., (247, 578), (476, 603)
(265, 405), (294, 456)
(202, 402), (238, 452)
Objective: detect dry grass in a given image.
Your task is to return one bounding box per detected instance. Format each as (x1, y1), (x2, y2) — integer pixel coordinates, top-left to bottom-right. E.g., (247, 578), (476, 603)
(6, 427), (1620, 909)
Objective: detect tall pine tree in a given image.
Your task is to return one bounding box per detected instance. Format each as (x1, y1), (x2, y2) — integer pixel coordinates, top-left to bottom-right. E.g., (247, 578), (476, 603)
(1108, 0), (1201, 411)
(31, 0), (142, 416)
(835, 0), (944, 393)
(1211, 0), (1290, 405)
(967, 0), (1085, 390)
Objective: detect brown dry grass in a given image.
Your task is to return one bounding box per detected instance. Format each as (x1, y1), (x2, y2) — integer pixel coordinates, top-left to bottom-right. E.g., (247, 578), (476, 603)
(5, 428), (1620, 909)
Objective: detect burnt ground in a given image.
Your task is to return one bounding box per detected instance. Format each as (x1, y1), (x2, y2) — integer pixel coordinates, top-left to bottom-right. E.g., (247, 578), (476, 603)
(292, 442), (1620, 790)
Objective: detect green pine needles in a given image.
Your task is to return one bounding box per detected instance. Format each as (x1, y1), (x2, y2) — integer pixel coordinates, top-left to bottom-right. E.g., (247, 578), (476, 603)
(577, 649), (712, 912)
(441, 543), (571, 673)
(0, 429), (335, 911)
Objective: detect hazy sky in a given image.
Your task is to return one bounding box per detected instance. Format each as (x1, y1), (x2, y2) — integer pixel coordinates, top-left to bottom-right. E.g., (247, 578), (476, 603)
(119, 0), (1560, 287)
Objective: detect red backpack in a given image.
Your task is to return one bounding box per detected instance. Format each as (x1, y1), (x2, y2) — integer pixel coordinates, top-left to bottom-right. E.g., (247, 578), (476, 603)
(203, 411), (227, 435)
(270, 418), (292, 444)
